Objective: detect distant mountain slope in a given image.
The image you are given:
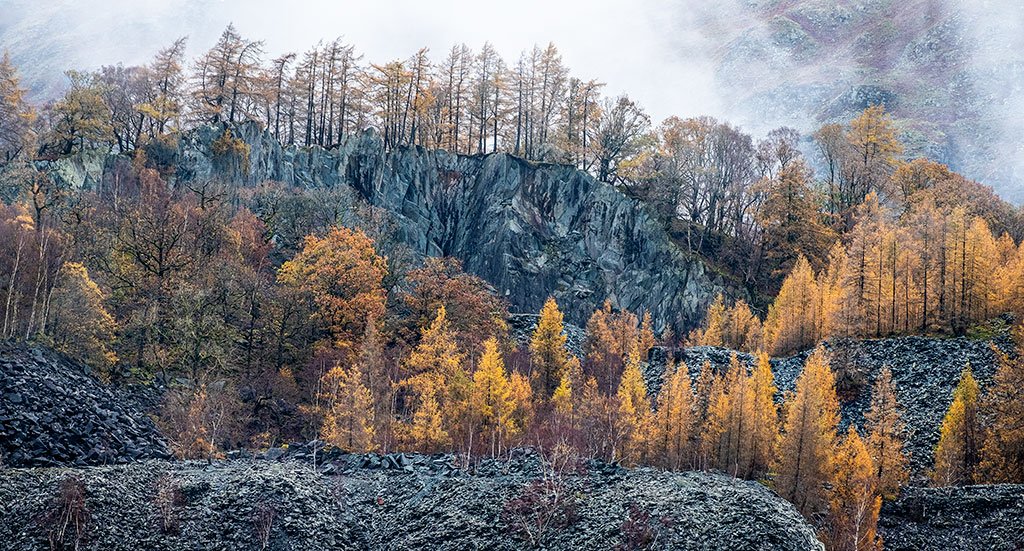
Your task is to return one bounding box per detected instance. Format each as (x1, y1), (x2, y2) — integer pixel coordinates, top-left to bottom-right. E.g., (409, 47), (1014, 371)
(688, 0), (1024, 202)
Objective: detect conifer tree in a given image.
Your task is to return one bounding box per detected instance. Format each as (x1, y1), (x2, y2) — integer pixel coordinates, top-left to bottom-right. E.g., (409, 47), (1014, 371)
(715, 355), (754, 476)
(725, 299), (763, 353)
(409, 378), (450, 452)
(615, 342), (651, 464)
(0, 50), (34, 162)
(863, 367), (909, 498)
(773, 348), (841, 517)
(550, 356), (579, 426)
(639, 311), (656, 357)
(694, 294), (726, 347)
(977, 345), (1024, 483)
(319, 364), (375, 452)
(692, 359), (717, 468)
(652, 359), (694, 470)
(471, 337), (516, 456)
(403, 305), (470, 446)
(748, 351), (779, 479)
(932, 367), (981, 486)
(508, 371), (535, 439)
(699, 367), (728, 471)
(763, 256), (819, 355)
(530, 297), (571, 398)
(828, 426), (882, 551)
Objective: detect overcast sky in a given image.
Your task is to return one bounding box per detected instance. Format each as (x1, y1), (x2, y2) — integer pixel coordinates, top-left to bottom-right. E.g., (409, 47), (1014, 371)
(1, 0), (726, 123)
(3, 0), (1022, 200)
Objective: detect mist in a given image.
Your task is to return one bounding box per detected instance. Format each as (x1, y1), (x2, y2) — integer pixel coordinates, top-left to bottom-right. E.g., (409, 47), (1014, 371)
(1, 0), (1021, 200)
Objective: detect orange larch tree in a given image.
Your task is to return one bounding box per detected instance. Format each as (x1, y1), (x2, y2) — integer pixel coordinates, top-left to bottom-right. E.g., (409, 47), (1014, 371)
(977, 342), (1024, 483)
(530, 297), (572, 398)
(932, 367), (981, 486)
(863, 366), (909, 499)
(828, 426), (882, 551)
(652, 358), (694, 470)
(773, 347), (841, 517)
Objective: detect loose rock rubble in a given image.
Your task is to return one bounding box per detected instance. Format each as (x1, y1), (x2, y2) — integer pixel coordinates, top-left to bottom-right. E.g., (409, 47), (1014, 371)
(0, 343), (170, 467)
(0, 452), (823, 550)
(879, 484), (1024, 550)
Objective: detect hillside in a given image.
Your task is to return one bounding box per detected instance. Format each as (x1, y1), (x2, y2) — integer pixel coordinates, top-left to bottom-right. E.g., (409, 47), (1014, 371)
(0, 456), (824, 551)
(699, 0), (1024, 202)
(50, 121), (731, 332)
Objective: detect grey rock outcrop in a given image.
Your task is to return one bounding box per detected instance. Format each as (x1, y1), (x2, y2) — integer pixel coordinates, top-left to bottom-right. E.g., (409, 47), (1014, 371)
(0, 343), (169, 467)
(0, 455), (824, 550)
(174, 122), (729, 332)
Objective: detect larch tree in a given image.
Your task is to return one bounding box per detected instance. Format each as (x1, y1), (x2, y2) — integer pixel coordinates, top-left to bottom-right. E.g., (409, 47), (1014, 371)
(583, 300), (644, 394)
(828, 426), (882, 551)
(756, 159), (836, 277)
(47, 70), (113, 155)
(697, 367), (727, 471)
(773, 347), (841, 517)
(846, 105), (903, 209)
(471, 337), (516, 456)
(863, 367), (909, 498)
(408, 375), (450, 452)
(932, 367), (981, 486)
(319, 364), (375, 453)
(0, 50), (35, 162)
(615, 342), (651, 464)
(402, 305), (470, 444)
(638, 311), (656, 358)
(137, 37), (188, 135)
(529, 297), (571, 398)
(748, 351), (779, 479)
(191, 24), (264, 124)
(693, 293), (726, 347)
(763, 255), (819, 355)
(724, 299), (763, 353)
(713, 354), (755, 477)
(692, 359), (718, 468)
(652, 358), (694, 470)
(977, 344), (1024, 483)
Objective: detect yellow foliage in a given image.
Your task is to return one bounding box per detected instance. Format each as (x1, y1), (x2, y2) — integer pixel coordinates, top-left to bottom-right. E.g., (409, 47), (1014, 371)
(319, 364), (375, 453)
(48, 261), (118, 374)
(652, 359), (694, 470)
(864, 367), (909, 498)
(615, 342), (651, 464)
(828, 426), (882, 551)
(773, 347), (840, 517)
(932, 367), (981, 486)
(277, 226), (387, 353)
(977, 344), (1024, 483)
(470, 337), (516, 455)
(530, 297), (571, 398)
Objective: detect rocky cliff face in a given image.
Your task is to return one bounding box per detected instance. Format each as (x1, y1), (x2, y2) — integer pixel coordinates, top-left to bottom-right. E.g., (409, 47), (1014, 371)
(173, 122), (728, 332)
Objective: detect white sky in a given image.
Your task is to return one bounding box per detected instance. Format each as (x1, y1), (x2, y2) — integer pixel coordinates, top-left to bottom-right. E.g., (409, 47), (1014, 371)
(1, 0), (726, 124)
